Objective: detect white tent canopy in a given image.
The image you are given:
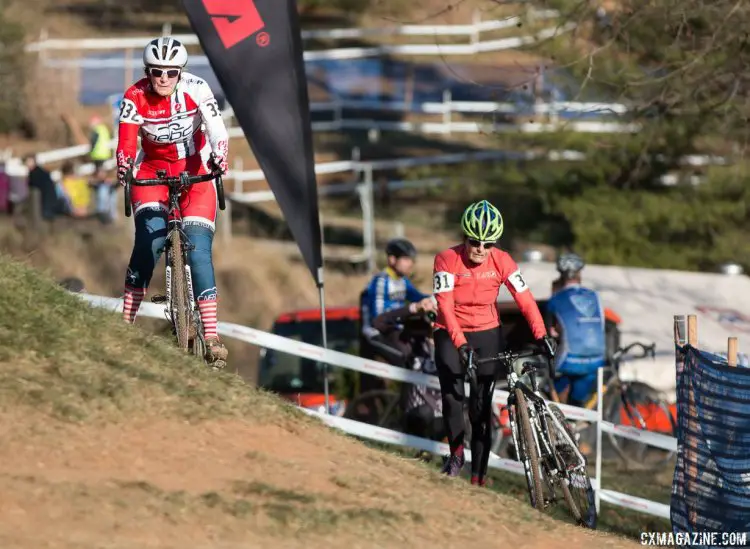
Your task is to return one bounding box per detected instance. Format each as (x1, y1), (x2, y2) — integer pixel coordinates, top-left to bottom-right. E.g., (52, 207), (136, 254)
(503, 261), (750, 401)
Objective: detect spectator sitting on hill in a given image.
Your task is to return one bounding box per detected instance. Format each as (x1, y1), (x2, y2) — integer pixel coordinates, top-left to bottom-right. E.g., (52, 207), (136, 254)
(60, 161), (92, 218)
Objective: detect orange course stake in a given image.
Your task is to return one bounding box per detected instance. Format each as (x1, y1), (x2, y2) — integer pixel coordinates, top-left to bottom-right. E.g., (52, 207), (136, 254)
(728, 337), (738, 367)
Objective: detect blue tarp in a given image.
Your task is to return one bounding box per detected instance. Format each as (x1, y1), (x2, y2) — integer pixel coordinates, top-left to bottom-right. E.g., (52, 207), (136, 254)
(671, 343), (750, 547)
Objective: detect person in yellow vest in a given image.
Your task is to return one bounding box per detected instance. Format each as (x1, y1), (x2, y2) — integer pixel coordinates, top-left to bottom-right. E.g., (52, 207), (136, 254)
(88, 115), (117, 223)
(89, 115), (112, 172)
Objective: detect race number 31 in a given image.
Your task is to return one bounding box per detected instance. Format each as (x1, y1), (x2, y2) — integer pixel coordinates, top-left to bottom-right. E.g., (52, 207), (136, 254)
(433, 271), (455, 294)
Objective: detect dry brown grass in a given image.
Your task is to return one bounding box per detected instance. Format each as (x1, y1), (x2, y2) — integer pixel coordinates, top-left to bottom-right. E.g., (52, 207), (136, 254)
(0, 412), (640, 549)
(0, 213), (452, 383)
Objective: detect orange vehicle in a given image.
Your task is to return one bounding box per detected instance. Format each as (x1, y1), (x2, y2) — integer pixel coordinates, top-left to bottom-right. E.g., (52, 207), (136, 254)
(256, 306), (360, 415)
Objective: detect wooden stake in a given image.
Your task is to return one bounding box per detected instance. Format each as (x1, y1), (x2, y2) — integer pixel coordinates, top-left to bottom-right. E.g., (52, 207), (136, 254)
(687, 315), (698, 347)
(728, 337), (738, 367)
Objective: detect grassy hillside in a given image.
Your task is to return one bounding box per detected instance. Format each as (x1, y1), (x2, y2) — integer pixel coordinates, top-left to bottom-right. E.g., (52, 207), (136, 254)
(0, 253), (643, 548)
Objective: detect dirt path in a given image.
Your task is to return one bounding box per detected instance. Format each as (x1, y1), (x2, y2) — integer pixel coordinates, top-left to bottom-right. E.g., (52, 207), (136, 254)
(0, 412), (639, 549)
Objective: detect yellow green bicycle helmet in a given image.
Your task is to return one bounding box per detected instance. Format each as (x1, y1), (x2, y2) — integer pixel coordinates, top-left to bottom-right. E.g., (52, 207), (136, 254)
(461, 200), (504, 241)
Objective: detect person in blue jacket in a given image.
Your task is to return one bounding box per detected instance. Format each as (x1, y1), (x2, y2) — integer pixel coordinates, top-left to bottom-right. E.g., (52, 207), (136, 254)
(547, 252), (607, 407)
(360, 238), (435, 369)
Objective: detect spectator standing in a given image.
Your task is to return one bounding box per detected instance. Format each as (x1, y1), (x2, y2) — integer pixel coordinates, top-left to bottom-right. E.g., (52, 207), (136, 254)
(24, 155), (58, 224)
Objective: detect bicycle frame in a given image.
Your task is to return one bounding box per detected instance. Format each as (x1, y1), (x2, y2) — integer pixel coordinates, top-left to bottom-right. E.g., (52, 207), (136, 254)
(475, 348), (591, 510)
(505, 355), (585, 465)
(123, 162), (224, 356)
(511, 373), (587, 473)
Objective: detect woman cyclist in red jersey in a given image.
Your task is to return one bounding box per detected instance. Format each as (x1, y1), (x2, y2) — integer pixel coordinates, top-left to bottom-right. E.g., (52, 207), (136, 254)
(116, 37), (230, 367)
(432, 200), (555, 485)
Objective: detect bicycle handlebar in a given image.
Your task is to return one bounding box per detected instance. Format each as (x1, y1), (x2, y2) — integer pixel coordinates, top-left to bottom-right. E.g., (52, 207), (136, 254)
(128, 171), (218, 187)
(612, 341), (656, 363)
(474, 347), (546, 366)
(123, 155), (227, 217)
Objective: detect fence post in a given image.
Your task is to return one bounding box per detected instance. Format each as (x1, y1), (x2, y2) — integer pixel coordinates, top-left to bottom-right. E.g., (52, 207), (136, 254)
(233, 157), (243, 194)
(38, 28), (49, 64)
(683, 313), (698, 525)
(595, 363), (603, 514)
(728, 337), (738, 367)
(392, 221), (404, 238)
(443, 89), (452, 135)
(221, 195), (232, 242)
(363, 164), (377, 273)
(687, 314), (698, 347)
(471, 9), (481, 46)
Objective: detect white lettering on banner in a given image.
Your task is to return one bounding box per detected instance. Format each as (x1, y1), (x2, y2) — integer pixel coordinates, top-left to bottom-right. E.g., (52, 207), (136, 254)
(76, 291), (685, 523)
(433, 271), (455, 293)
(507, 269), (529, 293)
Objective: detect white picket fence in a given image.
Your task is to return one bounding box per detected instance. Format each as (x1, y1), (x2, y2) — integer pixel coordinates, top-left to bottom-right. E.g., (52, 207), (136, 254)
(0, 95), (633, 179)
(38, 22), (578, 67)
(26, 9), (563, 54)
(227, 149), (722, 194)
(78, 292), (677, 521)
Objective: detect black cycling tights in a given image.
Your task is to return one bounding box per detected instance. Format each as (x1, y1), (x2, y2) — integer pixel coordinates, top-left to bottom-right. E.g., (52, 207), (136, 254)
(434, 326), (506, 480)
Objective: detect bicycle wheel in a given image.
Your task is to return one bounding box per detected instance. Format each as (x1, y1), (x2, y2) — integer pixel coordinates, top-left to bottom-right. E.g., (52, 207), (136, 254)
(547, 404), (597, 529)
(514, 388), (545, 509)
(167, 230), (191, 350)
(606, 381), (676, 467)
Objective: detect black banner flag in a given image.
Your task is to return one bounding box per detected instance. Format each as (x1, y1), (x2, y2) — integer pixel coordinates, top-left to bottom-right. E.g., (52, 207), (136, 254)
(183, 0), (323, 283)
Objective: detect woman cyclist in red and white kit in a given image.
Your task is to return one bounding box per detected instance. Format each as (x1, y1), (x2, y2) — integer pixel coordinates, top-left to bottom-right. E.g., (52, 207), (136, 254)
(432, 200), (555, 485)
(116, 37), (230, 367)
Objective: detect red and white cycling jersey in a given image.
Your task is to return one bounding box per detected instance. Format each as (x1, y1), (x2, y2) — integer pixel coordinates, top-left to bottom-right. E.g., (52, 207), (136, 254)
(116, 72), (229, 169)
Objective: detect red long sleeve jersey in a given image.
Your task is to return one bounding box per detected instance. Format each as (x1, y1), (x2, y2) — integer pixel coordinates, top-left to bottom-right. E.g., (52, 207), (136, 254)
(116, 73), (228, 167)
(433, 245), (547, 348)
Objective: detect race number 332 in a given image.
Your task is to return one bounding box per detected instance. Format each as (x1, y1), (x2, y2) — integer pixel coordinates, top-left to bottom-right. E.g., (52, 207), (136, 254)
(433, 271), (455, 294)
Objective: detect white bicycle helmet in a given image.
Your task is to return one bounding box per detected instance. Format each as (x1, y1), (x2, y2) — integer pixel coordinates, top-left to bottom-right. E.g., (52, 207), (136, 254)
(143, 36), (188, 68)
(556, 252), (585, 278)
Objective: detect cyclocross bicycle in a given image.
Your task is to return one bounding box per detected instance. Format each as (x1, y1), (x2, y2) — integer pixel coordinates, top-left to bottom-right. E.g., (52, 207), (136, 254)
(123, 155), (226, 367)
(470, 347), (597, 529)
